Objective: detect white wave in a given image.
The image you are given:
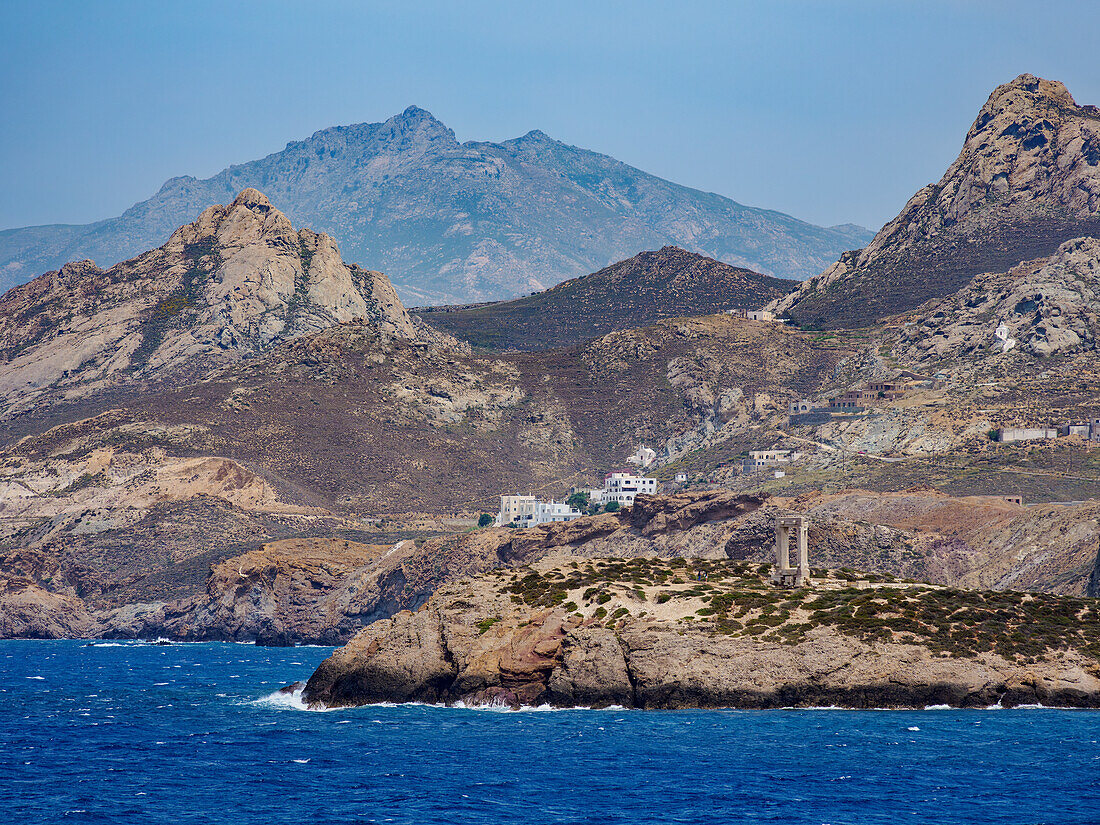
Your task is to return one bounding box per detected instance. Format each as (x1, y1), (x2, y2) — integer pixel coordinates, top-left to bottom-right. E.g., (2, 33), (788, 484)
(249, 686), (337, 712)
(26, 676), (45, 680)
(924, 704), (952, 710)
(257, 690), (629, 714)
(907, 726), (920, 731)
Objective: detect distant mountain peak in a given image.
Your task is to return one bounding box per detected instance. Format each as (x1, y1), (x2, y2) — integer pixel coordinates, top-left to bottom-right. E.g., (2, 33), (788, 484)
(0, 110), (871, 304)
(379, 105), (456, 145)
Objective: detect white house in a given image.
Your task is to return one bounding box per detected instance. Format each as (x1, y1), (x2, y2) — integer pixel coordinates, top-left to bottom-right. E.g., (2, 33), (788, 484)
(494, 495), (583, 527)
(599, 471), (657, 506)
(626, 444), (657, 469)
(726, 308), (775, 322)
(571, 471), (657, 510)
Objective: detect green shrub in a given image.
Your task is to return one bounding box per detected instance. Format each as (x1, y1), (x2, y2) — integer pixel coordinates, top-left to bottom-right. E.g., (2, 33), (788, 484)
(477, 617), (501, 635)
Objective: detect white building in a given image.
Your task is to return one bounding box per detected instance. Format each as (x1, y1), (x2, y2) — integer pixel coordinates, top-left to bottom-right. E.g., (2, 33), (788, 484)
(494, 495), (583, 527)
(626, 444), (657, 469)
(750, 449), (796, 463)
(571, 471), (658, 510)
(997, 427), (1058, 443)
(601, 471), (658, 505)
(726, 308), (775, 322)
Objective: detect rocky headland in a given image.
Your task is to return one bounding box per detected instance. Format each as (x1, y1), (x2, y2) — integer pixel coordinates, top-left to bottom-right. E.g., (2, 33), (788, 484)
(302, 555), (1100, 709)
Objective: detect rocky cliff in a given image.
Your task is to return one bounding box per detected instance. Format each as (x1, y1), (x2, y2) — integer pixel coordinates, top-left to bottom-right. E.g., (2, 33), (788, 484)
(0, 107), (871, 303)
(774, 74), (1100, 328)
(413, 246), (797, 351)
(302, 556), (1100, 709)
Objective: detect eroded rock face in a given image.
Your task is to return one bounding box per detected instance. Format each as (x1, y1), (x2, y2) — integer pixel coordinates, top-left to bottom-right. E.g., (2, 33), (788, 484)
(0, 577), (96, 638)
(774, 74), (1100, 328)
(897, 236), (1100, 361)
(0, 188), (425, 416)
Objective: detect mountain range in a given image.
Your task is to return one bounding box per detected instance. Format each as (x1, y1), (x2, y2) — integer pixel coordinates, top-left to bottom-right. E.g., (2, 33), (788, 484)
(0, 107), (871, 305)
(2, 75), (1100, 645)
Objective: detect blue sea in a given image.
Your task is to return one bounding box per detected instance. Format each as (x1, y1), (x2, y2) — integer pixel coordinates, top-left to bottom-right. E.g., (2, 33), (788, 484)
(2, 640), (1098, 824)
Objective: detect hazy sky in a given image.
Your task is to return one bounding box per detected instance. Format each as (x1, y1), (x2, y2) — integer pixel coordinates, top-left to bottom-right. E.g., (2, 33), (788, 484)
(2, 0), (1099, 232)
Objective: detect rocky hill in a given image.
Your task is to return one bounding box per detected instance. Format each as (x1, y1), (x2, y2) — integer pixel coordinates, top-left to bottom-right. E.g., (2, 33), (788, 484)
(412, 246), (797, 351)
(0, 107), (871, 304)
(0, 188), (432, 418)
(774, 74), (1100, 328)
(302, 554), (1100, 709)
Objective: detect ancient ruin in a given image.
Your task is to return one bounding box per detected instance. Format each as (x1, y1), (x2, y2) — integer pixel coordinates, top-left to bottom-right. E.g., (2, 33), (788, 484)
(772, 513), (811, 587)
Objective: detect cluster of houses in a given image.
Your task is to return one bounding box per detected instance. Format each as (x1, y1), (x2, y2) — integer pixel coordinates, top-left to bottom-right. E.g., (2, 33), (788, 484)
(493, 470), (658, 528)
(996, 420), (1100, 444)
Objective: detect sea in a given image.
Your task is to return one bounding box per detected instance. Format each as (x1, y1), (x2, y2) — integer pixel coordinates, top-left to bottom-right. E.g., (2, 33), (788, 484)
(2, 640), (1098, 825)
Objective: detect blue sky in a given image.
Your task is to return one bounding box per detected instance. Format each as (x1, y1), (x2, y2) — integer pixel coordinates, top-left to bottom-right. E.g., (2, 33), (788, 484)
(2, 0), (1098, 232)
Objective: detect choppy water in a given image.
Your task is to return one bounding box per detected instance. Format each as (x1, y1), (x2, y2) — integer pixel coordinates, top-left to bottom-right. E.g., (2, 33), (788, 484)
(2, 640), (1098, 824)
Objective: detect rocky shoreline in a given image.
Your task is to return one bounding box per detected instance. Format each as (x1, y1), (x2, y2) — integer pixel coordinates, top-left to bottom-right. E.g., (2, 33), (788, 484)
(303, 557), (1100, 710)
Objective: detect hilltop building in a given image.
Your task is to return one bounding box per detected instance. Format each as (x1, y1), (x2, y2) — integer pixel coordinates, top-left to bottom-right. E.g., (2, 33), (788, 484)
(626, 445), (657, 469)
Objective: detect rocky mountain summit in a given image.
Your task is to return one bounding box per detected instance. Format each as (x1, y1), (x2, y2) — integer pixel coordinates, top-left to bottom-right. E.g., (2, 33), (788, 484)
(775, 74), (1100, 328)
(0, 189), (429, 417)
(413, 246), (797, 351)
(0, 107), (871, 304)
